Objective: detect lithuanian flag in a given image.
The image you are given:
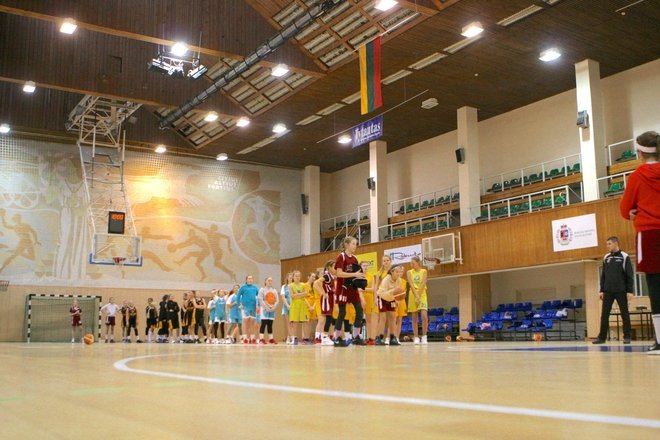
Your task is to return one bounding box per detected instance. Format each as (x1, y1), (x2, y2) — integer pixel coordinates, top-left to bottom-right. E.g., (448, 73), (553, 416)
(359, 36), (382, 115)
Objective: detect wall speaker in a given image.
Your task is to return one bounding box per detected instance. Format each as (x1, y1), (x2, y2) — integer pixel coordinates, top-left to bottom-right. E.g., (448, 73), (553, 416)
(366, 177), (376, 191)
(576, 110), (589, 128)
(300, 194), (309, 215)
(455, 147), (465, 164)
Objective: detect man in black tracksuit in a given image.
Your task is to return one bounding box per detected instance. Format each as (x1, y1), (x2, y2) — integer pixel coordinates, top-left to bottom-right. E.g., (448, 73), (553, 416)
(593, 236), (635, 344)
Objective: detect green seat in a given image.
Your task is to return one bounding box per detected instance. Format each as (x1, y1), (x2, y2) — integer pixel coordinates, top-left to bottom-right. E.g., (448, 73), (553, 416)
(604, 182), (624, 196)
(510, 178), (521, 187)
(406, 204), (414, 212)
(438, 220), (447, 228)
(554, 194), (566, 205)
(421, 200), (430, 209)
(490, 183), (502, 192)
(541, 197), (552, 207)
(361, 215), (368, 220)
(519, 202), (529, 211)
(413, 203), (420, 211)
(571, 163), (580, 173)
(532, 199), (542, 209)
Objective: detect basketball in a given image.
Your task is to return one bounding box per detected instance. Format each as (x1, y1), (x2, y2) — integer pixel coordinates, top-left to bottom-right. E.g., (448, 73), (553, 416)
(264, 291), (277, 306)
(392, 287), (406, 300)
(445, 335), (452, 342)
(533, 333), (543, 342)
(83, 334), (94, 345)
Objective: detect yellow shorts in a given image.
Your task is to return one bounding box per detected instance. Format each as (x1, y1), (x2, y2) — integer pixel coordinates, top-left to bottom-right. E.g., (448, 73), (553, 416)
(289, 298), (309, 322)
(396, 298), (407, 317)
(363, 292), (377, 315)
(332, 303), (356, 324)
(407, 292), (428, 313)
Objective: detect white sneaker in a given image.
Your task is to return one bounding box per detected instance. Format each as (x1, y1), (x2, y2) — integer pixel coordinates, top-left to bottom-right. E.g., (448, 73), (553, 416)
(321, 336), (334, 346)
(384, 338), (390, 345)
(414, 337), (420, 344)
(421, 335), (428, 344)
(71, 338), (75, 343)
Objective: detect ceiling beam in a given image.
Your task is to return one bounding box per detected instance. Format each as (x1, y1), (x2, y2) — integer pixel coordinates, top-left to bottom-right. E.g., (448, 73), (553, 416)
(0, 4), (325, 79)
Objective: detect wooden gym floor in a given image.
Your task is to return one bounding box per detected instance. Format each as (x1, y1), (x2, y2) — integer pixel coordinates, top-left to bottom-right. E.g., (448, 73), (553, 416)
(0, 341), (658, 439)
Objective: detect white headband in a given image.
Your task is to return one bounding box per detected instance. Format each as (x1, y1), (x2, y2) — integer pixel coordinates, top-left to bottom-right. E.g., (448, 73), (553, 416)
(637, 144), (657, 153)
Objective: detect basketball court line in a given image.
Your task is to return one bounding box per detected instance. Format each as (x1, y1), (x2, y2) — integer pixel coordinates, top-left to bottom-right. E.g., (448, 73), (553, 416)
(114, 353), (660, 430)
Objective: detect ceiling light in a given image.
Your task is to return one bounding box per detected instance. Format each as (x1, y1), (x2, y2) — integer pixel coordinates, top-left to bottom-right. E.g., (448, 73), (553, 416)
(272, 123), (287, 134)
(59, 18), (77, 34)
(461, 21), (484, 38)
(216, 153), (228, 161)
(375, 0), (398, 11)
(154, 145), (167, 154)
(204, 111), (219, 122)
(271, 64), (289, 77)
(23, 81), (36, 93)
(338, 135), (352, 144)
(236, 117), (250, 127)
(187, 64), (208, 79)
(421, 98), (438, 109)
(539, 48), (561, 62)
(0, 124), (10, 134)
(171, 42), (188, 57)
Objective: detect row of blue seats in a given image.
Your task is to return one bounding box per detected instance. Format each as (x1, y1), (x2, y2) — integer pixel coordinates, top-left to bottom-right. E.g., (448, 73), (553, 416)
(463, 319), (555, 333)
(481, 309), (569, 322)
(493, 299), (583, 312)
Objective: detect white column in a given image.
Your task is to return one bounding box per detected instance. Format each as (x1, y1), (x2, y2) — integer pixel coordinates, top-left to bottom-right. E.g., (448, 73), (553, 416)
(301, 165), (320, 255)
(575, 59), (606, 202)
(369, 140), (388, 243)
(457, 106), (480, 226)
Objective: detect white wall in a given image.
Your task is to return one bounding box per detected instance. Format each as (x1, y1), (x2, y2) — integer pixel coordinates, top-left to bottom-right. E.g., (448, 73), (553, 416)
(490, 264), (585, 306)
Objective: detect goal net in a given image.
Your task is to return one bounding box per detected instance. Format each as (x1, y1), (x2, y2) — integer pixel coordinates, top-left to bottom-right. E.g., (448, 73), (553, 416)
(25, 294), (101, 342)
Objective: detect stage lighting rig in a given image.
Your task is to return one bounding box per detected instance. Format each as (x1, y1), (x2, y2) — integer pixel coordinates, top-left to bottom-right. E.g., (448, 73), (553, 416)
(147, 50), (207, 80)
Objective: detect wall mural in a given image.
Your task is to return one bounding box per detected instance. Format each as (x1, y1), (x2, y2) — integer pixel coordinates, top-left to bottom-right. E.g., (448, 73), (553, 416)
(0, 138), (295, 289)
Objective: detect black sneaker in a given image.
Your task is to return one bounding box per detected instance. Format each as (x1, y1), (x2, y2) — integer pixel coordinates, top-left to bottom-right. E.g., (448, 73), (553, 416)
(136, 340), (143, 343)
(375, 336), (386, 346)
(648, 342), (660, 355)
(591, 339), (606, 345)
(623, 339), (631, 344)
(353, 337), (367, 346)
(389, 337), (401, 346)
(334, 337), (348, 347)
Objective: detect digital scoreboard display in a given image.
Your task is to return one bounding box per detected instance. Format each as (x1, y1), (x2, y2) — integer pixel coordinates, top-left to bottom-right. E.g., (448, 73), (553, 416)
(108, 211), (126, 234)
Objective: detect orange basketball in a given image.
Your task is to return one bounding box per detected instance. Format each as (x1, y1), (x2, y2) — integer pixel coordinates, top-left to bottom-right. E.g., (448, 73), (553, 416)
(392, 287), (406, 300)
(444, 335), (452, 342)
(264, 291), (277, 306)
(533, 333), (543, 342)
(83, 334), (94, 345)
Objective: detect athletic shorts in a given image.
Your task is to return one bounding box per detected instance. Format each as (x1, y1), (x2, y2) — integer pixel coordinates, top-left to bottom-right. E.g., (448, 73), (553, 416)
(363, 292), (377, 314)
(229, 315), (242, 324)
(320, 294), (334, 316)
(637, 229), (660, 273)
(396, 299), (407, 317)
(308, 300), (318, 320)
(241, 305), (257, 319)
(407, 292), (428, 313)
(289, 298), (309, 322)
(335, 286), (360, 305)
(377, 296), (396, 312)
(72, 315), (82, 327)
(170, 318), (180, 330)
(105, 316), (116, 326)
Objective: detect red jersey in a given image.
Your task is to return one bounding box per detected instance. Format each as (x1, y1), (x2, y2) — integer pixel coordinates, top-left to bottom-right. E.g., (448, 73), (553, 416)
(321, 272), (335, 315)
(334, 252), (359, 304)
(70, 305), (82, 327)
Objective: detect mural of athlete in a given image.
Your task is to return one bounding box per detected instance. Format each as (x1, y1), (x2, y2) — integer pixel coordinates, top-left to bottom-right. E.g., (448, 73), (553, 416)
(240, 196), (276, 254)
(140, 226), (173, 272)
(169, 229), (211, 280)
(0, 210), (41, 272)
(182, 221), (236, 281)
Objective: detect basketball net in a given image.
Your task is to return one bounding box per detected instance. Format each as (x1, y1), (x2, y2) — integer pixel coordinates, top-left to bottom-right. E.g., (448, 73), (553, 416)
(112, 256), (126, 267)
(423, 257), (437, 271)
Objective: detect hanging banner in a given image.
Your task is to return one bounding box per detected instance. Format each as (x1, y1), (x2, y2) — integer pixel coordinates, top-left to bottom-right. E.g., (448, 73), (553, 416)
(352, 115), (383, 148)
(552, 213), (598, 252)
(383, 244), (422, 264)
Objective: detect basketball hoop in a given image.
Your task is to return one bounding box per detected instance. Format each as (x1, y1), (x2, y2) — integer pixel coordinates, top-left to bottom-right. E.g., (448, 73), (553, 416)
(423, 257), (439, 271)
(112, 256), (126, 266)
(0, 280), (9, 292)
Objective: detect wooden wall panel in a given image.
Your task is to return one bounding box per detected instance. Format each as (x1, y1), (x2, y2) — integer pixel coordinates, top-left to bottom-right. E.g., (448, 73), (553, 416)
(282, 197), (635, 280)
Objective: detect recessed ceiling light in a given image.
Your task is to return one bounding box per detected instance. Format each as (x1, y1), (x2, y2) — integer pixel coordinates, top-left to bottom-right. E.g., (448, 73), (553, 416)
(539, 48), (561, 62)
(0, 124), (10, 134)
(154, 145), (167, 154)
(60, 18), (77, 34)
(171, 42), (188, 57)
(216, 153), (228, 161)
(236, 117), (250, 127)
(338, 135), (352, 144)
(23, 81), (36, 93)
(204, 111), (219, 122)
(461, 21), (484, 38)
(272, 123), (287, 134)
(375, 0), (398, 11)
(271, 64), (289, 77)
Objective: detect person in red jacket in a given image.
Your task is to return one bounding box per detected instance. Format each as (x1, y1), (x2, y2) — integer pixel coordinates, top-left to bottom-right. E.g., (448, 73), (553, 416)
(619, 131), (660, 355)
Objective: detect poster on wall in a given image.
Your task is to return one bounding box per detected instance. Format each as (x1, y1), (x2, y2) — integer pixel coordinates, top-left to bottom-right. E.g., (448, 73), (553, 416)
(552, 213), (598, 252)
(356, 252), (378, 275)
(383, 244), (422, 265)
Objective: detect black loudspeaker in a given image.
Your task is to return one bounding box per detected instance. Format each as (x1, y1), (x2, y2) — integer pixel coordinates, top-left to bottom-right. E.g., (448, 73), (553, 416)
(366, 177), (376, 190)
(576, 110), (589, 128)
(300, 194), (309, 214)
(455, 147), (465, 164)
